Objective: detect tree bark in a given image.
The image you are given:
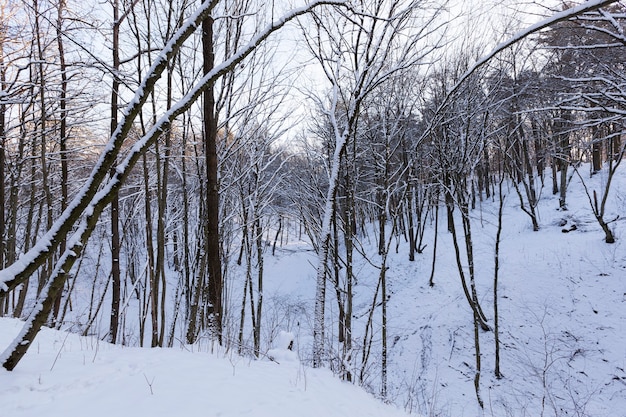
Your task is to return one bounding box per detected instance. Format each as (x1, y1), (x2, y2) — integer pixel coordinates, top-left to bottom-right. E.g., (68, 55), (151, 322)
(52, 0), (69, 327)
(203, 13), (223, 342)
(0, 4), (6, 313)
(109, 0), (121, 344)
(494, 175), (505, 379)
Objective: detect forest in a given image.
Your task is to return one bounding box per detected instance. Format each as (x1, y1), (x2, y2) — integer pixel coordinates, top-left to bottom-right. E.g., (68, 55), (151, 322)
(0, 0), (625, 414)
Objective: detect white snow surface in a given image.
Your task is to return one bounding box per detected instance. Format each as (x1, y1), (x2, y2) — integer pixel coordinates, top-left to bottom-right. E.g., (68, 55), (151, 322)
(0, 318), (410, 417)
(2, 162), (626, 417)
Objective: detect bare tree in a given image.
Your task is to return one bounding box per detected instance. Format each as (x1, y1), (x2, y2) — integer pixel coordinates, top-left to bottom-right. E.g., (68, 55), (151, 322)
(303, 0), (446, 369)
(0, 0), (8, 309)
(108, 0), (122, 345)
(0, 0), (343, 371)
(545, 3), (625, 242)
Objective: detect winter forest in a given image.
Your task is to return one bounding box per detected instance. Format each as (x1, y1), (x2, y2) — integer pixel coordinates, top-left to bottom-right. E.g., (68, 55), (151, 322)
(0, 0), (625, 415)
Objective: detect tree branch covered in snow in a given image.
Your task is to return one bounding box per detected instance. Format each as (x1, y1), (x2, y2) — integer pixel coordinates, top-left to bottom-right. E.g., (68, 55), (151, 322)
(1, 0), (345, 370)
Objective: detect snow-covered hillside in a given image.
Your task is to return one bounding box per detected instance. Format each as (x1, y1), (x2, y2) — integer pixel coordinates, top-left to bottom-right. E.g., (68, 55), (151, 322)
(0, 318), (410, 417)
(256, 164), (626, 417)
(378, 169), (626, 417)
(2, 164), (625, 417)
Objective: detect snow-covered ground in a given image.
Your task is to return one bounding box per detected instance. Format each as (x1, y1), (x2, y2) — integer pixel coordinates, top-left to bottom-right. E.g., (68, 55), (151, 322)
(255, 164), (626, 417)
(1, 163), (625, 417)
(0, 319), (410, 417)
(377, 169), (626, 417)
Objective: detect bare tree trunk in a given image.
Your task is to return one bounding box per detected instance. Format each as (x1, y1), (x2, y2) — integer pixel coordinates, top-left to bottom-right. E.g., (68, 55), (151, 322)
(237, 189), (250, 352)
(141, 154), (158, 347)
(271, 217), (281, 256)
(237, 228), (249, 353)
(109, 0), (122, 344)
(380, 224), (388, 399)
(407, 183), (416, 261)
(313, 225), (331, 367)
(154, 0), (178, 347)
(202, 13), (222, 342)
(494, 175), (505, 379)
(33, 0), (54, 300)
(254, 217), (263, 356)
(557, 109), (571, 210)
(592, 127), (602, 173)
(51, 0), (69, 327)
(153, 89), (171, 348)
(429, 200), (438, 287)
(473, 308), (484, 408)
(11, 125), (31, 317)
(342, 163), (354, 381)
(0, 6), (6, 315)
(446, 187), (490, 331)
(180, 121), (192, 322)
(551, 153), (559, 195)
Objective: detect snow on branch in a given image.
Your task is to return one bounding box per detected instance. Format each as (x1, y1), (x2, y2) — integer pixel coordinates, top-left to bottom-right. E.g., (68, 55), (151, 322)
(1, 0), (347, 371)
(417, 0), (621, 147)
(0, 0), (345, 294)
(447, 0), (620, 103)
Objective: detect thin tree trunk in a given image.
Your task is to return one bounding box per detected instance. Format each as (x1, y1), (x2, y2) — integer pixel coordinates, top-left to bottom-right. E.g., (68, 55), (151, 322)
(429, 201), (438, 287)
(473, 308), (484, 408)
(343, 164), (354, 382)
(154, 0), (177, 346)
(109, 0), (122, 344)
(271, 217), (281, 256)
(12, 130), (33, 317)
(313, 131), (349, 367)
(141, 154), (158, 347)
(558, 109), (571, 210)
(154, 75), (173, 348)
(0, 7), (5, 315)
(254, 216), (263, 357)
(551, 153), (559, 195)
(494, 175), (505, 379)
(33, 0), (54, 301)
(407, 183), (415, 261)
(237, 234), (249, 354)
(180, 120), (191, 320)
(51, 0), (69, 327)
(380, 229), (388, 399)
(592, 124), (602, 173)
(446, 191), (490, 331)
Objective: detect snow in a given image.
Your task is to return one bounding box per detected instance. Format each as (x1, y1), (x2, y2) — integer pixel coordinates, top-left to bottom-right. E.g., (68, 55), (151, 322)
(438, 0), (619, 111)
(0, 318), (410, 417)
(267, 331), (298, 363)
(1, 163), (625, 417)
(255, 163), (626, 416)
(1, 0), (624, 411)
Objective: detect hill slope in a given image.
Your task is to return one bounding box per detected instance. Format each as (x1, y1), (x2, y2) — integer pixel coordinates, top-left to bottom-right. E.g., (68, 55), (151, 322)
(2, 164), (625, 417)
(0, 318), (410, 417)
